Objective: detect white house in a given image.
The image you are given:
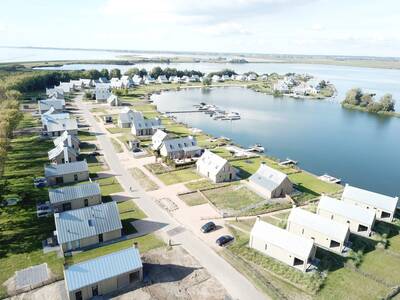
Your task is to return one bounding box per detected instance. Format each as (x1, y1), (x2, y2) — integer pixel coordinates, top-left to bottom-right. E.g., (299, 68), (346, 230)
(95, 87), (111, 103)
(130, 111), (163, 136)
(38, 98), (66, 114)
(273, 80), (290, 93)
(159, 136), (202, 160)
(212, 75), (222, 83)
(107, 94), (119, 106)
(287, 208), (350, 254)
(41, 111), (70, 129)
(53, 131), (80, 152)
(248, 163), (293, 198)
(143, 76), (156, 84)
(157, 75), (169, 84)
(173, 76), (183, 83)
(132, 75), (143, 86)
(58, 82), (74, 94)
(46, 88), (64, 99)
(247, 73), (257, 81)
(121, 75), (133, 88)
(48, 144), (78, 164)
(196, 150), (236, 183)
(69, 80), (84, 90)
(342, 184), (399, 222)
(151, 129), (170, 151)
(79, 79), (94, 88)
(44, 118), (78, 137)
(317, 195), (376, 237)
(250, 218), (316, 272)
(118, 107), (135, 128)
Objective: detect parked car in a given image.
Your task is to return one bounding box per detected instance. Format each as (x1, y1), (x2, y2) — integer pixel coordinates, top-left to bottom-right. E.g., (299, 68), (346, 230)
(33, 177), (47, 188)
(36, 202), (52, 218)
(91, 151), (101, 156)
(201, 221), (216, 233)
(216, 235), (234, 247)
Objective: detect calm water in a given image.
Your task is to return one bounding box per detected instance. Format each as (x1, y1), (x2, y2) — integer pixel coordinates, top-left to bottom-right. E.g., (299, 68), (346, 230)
(152, 87), (400, 196)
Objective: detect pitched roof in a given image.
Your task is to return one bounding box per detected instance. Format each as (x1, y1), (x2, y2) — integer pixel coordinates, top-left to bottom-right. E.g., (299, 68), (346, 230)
(130, 110), (161, 130)
(251, 219), (314, 259)
(318, 195), (376, 226)
(161, 136), (199, 153)
(49, 182), (101, 204)
(46, 118), (78, 133)
(53, 131), (79, 147)
(38, 99), (65, 112)
(151, 129), (169, 150)
(54, 201), (122, 244)
(288, 208), (349, 242)
(64, 247), (142, 292)
(196, 150), (228, 176)
(44, 160), (88, 177)
(342, 184), (399, 212)
(41, 113), (70, 126)
(48, 144), (78, 160)
(249, 163), (289, 192)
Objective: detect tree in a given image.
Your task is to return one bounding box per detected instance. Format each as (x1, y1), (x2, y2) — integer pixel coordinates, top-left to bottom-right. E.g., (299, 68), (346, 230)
(109, 68), (121, 79)
(202, 77), (211, 86)
(100, 68), (109, 79)
(139, 68), (148, 77)
(343, 88), (363, 105)
(149, 67), (163, 79)
(124, 68), (140, 77)
(360, 93), (373, 107)
(84, 69), (101, 79)
(379, 93), (395, 112)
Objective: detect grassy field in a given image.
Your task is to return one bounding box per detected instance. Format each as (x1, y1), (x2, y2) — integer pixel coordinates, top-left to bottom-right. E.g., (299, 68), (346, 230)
(0, 135), (64, 298)
(77, 130), (97, 141)
(106, 127), (131, 134)
(16, 112), (40, 129)
(95, 176), (123, 196)
(129, 168), (158, 191)
(202, 184), (264, 211)
(111, 137), (123, 153)
(179, 191), (207, 206)
(118, 200), (147, 235)
(156, 168), (201, 185)
(65, 234), (165, 265)
(185, 179), (226, 191)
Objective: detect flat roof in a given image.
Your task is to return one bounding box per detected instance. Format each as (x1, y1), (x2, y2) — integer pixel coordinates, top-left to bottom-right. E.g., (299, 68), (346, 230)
(44, 160), (88, 177)
(64, 247), (142, 292)
(251, 219), (314, 259)
(342, 184), (398, 213)
(318, 195), (375, 226)
(288, 208), (349, 242)
(49, 182), (101, 204)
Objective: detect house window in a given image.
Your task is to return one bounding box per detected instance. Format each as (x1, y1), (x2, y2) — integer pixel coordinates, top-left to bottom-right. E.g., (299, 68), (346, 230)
(92, 285), (99, 296)
(329, 240), (340, 248)
(264, 244), (268, 251)
(62, 202), (72, 211)
(84, 199), (89, 207)
(129, 271), (140, 283)
(74, 174), (78, 181)
(301, 228), (304, 234)
(98, 233), (103, 243)
(381, 211), (391, 219)
(358, 224), (368, 232)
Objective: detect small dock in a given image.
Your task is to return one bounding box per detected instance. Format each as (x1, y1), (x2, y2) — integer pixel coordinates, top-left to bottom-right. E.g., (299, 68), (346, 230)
(279, 158), (298, 166)
(165, 110), (204, 114)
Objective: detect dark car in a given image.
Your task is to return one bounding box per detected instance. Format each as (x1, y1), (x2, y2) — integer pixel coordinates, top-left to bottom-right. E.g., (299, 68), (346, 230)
(33, 177), (47, 188)
(201, 221), (216, 233)
(216, 235), (234, 247)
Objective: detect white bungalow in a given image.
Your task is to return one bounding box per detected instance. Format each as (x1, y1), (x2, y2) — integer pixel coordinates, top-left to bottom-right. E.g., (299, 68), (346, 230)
(53, 131), (80, 152)
(247, 73), (257, 81)
(173, 76), (183, 83)
(121, 75), (133, 88)
(70, 80), (84, 90)
(79, 79), (94, 88)
(342, 184), (399, 222)
(196, 150), (236, 183)
(44, 118), (78, 137)
(287, 208), (350, 254)
(118, 107), (135, 128)
(132, 75), (143, 86)
(48, 144), (78, 164)
(273, 80), (290, 93)
(58, 82), (74, 94)
(159, 136), (202, 160)
(248, 163), (293, 198)
(107, 94), (119, 107)
(151, 129), (170, 151)
(144, 76), (156, 84)
(250, 218), (316, 272)
(46, 88), (64, 99)
(131, 111), (163, 136)
(212, 75), (222, 83)
(317, 195), (376, 236)
(38, 99), (66, 114)
(95, 87), (111, 103)
(157, 75), (169, 84)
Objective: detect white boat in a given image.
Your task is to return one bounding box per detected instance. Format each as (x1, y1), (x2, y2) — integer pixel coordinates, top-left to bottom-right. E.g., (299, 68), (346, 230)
(318, 174), (341, 184)
(248, 144), (265, 153)
(222, 112), (241, 120)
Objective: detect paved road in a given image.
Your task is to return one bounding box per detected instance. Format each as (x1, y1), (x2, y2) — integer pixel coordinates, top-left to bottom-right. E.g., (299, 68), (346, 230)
(74, 94), (268, 300)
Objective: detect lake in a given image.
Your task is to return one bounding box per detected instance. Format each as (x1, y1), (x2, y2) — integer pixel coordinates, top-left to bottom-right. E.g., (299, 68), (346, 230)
(152, 87), (400, 197)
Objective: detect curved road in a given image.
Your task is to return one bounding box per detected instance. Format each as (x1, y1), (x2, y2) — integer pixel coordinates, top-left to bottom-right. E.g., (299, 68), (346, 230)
(74, 94), (267, 300)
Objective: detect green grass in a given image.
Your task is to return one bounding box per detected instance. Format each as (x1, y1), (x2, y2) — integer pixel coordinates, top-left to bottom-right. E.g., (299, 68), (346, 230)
(202, 184), (264, 211)
(78, 130), (97, 141)
(184, 179), (225, 191)
(111, 137), (123, 153)
(145, 163), (168, 174)
(132, 104), (157, 112)
(16, 113), (40, 129)
(118, 200), (147, 235)
(65, 234), (165, 265)
(179, 191), (207, 206)
(0, 135), (64, 298)
(106, 127), (131, 134)
(164, 123), (192, 136)
(157, 168), (201, 185)
(90, 107), (108, 114)
(129, 168), (158, 191)
(95, 177), (123, 196)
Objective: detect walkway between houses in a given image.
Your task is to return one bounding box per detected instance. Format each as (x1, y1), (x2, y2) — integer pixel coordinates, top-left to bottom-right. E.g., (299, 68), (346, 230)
(74, 93), (268, 300)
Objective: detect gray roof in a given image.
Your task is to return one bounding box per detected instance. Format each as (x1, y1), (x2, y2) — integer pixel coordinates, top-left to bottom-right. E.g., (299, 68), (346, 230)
(46, 118), (78, 133)
(44, 160), (88, 177)
(55, 201), (122, 244)
(161, 136), (199, 154)
(49, 183), (101, 204)
(64, 247), (142, 292)
(130, 110), (161, 131)
(38, 99), (65, 112)
(41, 113), (70, 126)
(196, 150), (229, 176)
(53, 131), (79, 147)
(249, 163), (289, 192)
(48, 144), (78, 160)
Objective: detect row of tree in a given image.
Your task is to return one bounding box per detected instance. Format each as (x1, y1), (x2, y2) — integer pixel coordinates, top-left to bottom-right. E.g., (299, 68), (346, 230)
(123, 67), (204, 79)
(342, 88), (395, 113)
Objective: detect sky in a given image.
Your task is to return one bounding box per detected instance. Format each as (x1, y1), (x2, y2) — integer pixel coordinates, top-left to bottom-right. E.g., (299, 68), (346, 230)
(0, 0), (400, 57)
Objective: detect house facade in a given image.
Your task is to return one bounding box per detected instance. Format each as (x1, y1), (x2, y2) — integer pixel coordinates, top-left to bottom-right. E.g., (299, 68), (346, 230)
(287, 208), (350, 254)
(250, 218), (316, 272)
(45, 160), (89, 186)
(151, 129), (169, 151)
(49, 182), (102, 212)
(196, 150), (236, 183)
(317, 195), (376, 236)
(48, 144), (78, 164)
(95, 87), (111, 102)
(248, 163), (293, 198)
(341, 184), (399, 222)
(53, 131), (80, 152)
(64, 247), (142, 300)
(131, 111), (162, 136)
(38, 99), (66, 114)
(44, 118), (78, 137)
(55, 201), (122, 253)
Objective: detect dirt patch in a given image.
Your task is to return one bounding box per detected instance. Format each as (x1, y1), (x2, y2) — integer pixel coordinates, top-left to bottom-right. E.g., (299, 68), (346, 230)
(113, 246), (229, 300)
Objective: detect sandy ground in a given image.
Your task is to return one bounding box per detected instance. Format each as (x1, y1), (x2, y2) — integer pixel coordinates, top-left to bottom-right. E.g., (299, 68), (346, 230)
(8, 246), (229, 300)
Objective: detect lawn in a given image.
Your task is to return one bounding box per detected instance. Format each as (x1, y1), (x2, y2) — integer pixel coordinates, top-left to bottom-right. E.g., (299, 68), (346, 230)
(80, 154), (108, 173)
(16, 112), (40, 129)
(77, 130), (97, 141)
(185, 179), (226, 191)
(106, 127), (131, 134)
(129, 168), (158, 191)
(132, 104), (157, 112)
(0, 135), (64, 298)
(164, 123), (192, 136)
(65, 234), (165, 265)
(202, 184), (264, 211)
(95, 176), (123, 196)
(118, 200), (147, 235)
(157, 168), (201, 185)
(179, 191), (207, 206)
(111, 137), (123, 153)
